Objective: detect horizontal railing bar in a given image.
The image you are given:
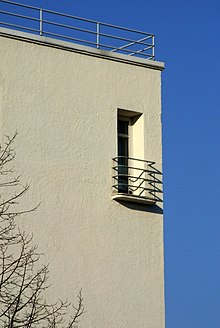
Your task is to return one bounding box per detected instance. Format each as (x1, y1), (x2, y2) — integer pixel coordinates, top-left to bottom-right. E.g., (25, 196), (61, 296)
(42, 9), (97, 25)
(91, 43), (152, 56)
(96, 33), (153, 47)
(114, 189), (155, 195)
(112, 187), (158, 196)
(43, 19), (97, 35)
(113, 193), (156, 200)
(113, 175), (156, 182)
(112, 184), (155, 192)
(1, 10), (40, 22)
(113, 156), (155, 164)
(129, 45), (153, 54)
(113, 188), (155, 195)
(99, 21), (153, 36)
(0, 21), (39, 33)
(129, 51), (153, 59)
(112, 164), (156, 174)
(113, 166), (156, 173)
(113, 173), (140, 177)
(111, 36), (151, 52)
(128, 45), (154, 56)
(99, 45), (153, 57)
(119, 177), (159, 183)
(113, 174), (151, 178)
(42, 30), (98, 46)
(0, 0), (40, 11)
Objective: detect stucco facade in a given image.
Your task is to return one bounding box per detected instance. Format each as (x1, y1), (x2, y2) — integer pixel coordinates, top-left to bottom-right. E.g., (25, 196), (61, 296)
(0, 28), (165, 327)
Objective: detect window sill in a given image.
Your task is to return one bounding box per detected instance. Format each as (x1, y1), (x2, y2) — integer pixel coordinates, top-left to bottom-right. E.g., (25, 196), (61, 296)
(112, 194), (156, 205)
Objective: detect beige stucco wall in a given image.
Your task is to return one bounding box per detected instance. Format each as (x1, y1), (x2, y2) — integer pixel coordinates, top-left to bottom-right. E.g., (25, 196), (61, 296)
(0, 31), (164, 328)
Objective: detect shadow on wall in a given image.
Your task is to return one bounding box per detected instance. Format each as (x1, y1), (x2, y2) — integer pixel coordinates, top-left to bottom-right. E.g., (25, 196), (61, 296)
(117, 200), (163, 214)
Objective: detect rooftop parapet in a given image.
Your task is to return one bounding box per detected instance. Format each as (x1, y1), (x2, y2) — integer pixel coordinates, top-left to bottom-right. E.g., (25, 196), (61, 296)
(0, 0), (155, 60)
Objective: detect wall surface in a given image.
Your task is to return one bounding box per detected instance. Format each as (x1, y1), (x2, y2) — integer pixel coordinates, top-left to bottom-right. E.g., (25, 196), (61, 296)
(0, 32), (164, 328)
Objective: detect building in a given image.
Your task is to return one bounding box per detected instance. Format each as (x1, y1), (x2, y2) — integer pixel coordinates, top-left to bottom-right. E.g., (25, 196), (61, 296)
(0, 1), (165, 327)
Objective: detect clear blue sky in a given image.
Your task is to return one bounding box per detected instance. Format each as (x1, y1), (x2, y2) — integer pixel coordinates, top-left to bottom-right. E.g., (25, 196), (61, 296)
(1, 1), (220, 327)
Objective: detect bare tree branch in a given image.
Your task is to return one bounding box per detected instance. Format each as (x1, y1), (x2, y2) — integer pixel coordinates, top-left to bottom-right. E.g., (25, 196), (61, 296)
(0, 134), (85, 327)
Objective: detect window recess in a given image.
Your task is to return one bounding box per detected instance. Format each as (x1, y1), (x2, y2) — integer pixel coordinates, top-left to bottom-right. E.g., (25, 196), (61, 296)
(117, 118), (130, 194)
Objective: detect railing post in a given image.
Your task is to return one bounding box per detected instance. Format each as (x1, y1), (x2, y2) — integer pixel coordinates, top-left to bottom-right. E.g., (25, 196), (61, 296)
(152, 34), (155, 60)
(96, 22), (100, 49)
(39, 9), (43, 36)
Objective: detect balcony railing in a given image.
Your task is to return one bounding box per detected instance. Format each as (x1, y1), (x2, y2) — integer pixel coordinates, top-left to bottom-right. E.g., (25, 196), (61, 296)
(0, 0), (155, 60)
(112, 156), (162, 204)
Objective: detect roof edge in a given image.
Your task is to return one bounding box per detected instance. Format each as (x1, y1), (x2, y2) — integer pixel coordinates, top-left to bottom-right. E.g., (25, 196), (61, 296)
(0, 27), (165, 71)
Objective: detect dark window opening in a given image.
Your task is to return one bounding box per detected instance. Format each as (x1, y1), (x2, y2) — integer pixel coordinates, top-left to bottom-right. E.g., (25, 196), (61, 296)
(118, 119), (129, 193)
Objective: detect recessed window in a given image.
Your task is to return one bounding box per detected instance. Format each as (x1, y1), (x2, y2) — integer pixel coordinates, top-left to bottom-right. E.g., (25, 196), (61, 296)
(112, 109), (158, 205)
(117, 117), (130, 193)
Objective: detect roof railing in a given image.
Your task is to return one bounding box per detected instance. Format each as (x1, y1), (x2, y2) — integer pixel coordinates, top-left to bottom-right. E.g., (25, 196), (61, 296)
(0, 0), (155, 60)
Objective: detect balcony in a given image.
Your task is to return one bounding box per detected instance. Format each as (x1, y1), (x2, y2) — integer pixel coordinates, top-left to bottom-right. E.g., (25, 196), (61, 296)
(112, 157), (162, 205)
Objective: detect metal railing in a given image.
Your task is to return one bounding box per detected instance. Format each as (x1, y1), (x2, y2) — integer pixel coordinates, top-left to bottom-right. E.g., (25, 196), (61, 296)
(0, 0), (155, 60)
(112, 156), (162, 202)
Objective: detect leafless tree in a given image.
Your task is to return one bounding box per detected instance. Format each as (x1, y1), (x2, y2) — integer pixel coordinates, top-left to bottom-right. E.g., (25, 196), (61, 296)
(0, 133), (85, 327)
